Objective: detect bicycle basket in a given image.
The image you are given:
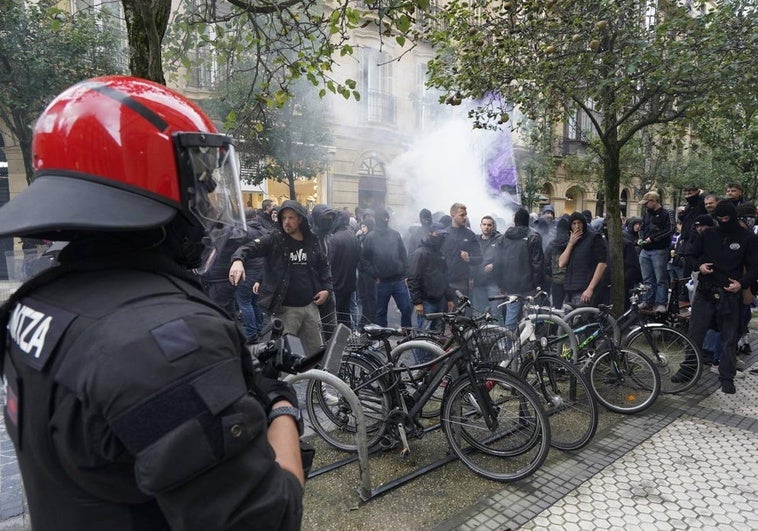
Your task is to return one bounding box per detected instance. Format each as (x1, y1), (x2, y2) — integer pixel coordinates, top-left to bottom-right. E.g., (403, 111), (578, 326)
(345, 333), (375, 352)
(468, 325), (520, 363)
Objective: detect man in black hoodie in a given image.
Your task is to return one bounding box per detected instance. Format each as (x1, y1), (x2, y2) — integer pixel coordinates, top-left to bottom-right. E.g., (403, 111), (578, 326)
(559, 212), (607, 307)
(326, 210), (360, 329)
(405, 207), (433, 255)
(230, 200), (333, 355)
(494, 208), (545, 329)
(679, 200), (758, 394)
(361, 208), (413, 327)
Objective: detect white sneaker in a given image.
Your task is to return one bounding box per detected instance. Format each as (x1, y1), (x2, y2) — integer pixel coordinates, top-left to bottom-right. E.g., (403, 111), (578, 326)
(322, 390), (340, 406)
(710, 364), (720, 374)
(653, 305), (667, 313)
(736, 359), (746, 371)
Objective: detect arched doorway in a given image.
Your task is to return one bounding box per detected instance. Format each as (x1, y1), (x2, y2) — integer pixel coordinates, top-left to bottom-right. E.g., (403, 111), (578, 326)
(358, 156), (386, 210)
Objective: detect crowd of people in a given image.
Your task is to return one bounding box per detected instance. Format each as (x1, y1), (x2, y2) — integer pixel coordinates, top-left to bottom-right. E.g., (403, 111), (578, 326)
(220, 183), (758, 397)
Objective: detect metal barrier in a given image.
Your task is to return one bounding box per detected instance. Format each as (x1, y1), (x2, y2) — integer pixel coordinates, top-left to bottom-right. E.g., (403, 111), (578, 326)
(284, 369), (374, 501)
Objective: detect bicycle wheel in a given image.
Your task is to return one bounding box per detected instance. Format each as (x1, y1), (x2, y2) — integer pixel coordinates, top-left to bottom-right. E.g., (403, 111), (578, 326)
(624, 325), (702, 394)
(305, 353), (391, 452)
(587, 347), (661, 414)
(520, 353), (598, 451)
(440, 366), (550, 482)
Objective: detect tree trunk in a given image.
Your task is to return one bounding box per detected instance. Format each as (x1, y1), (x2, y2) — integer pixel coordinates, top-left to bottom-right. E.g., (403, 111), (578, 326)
(287, 172), (297, 200)
(11, 111), (34, 184)
(603, 132), (626, 317)
(122, 0), (171, 84)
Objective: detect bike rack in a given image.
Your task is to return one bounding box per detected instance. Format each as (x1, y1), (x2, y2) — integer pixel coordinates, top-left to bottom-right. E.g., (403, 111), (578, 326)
(287, 333), (461, 502)
(285, 369), (374, 501)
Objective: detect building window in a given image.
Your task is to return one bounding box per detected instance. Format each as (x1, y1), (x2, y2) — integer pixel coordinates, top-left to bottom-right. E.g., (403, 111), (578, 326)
(362, 48), (396, 125)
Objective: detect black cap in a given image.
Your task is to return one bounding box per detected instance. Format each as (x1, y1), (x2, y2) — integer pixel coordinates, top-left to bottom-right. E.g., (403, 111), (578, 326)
(693, 214), (715, 227)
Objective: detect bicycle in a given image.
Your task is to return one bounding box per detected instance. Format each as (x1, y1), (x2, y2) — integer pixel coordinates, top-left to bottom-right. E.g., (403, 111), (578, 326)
(488, 293), (599, 451)
(305, 302), (551, 482)
(563, 284), (702, 394)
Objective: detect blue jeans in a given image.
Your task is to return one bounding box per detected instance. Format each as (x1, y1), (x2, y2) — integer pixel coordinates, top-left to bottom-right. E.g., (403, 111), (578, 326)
(639, 248), (669, 306)
(236, 278), (262, 341)
(703, 329), (723, 363)
(472, 284), (501, 321)
(375, 279), (413, 327)
(502, 299), (524, 331)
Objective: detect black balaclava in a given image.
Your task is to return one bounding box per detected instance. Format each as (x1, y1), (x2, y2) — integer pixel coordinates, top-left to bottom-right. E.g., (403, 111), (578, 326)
(514, 208), (530, 227)
(419, 208), (433, 228)
(714, 200), (739, 233)
(376, 208), (390, 229)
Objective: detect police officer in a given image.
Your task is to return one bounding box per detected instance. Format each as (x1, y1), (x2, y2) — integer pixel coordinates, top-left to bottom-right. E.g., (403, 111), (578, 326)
(0, 77), (304, 530)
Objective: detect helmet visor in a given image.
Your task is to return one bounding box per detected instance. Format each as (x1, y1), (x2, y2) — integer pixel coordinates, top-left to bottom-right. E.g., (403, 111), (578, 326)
(176, 133), (247, 274)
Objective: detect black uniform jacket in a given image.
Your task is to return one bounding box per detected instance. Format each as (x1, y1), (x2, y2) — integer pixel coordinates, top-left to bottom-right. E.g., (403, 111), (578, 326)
(1, 248), (302, 531)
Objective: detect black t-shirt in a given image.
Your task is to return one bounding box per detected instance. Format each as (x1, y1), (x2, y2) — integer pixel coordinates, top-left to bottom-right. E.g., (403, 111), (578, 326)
(283, 236), (316, 307)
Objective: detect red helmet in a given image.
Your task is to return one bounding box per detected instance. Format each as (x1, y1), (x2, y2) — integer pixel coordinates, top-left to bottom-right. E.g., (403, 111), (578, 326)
(0, 76), (246, 243)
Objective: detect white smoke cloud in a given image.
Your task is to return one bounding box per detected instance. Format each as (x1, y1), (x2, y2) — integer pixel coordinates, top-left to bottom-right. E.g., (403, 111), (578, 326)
(387, 108), (520, 233)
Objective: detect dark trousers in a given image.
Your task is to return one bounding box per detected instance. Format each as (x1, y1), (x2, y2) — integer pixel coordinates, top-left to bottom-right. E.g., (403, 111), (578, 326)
(318, 293), (337, 343)
(688, 290), (741, 383)
(358, 272), (376, 325)
(334, 289), (354, 329)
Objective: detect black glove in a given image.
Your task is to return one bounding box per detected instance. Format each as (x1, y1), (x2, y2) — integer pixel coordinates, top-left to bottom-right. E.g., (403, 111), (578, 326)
(254, 376), (298, 413)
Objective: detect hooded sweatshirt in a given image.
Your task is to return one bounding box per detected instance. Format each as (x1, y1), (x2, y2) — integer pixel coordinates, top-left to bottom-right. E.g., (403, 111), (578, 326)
(562, 212), (607, 292)
(494, 223), (545, 295)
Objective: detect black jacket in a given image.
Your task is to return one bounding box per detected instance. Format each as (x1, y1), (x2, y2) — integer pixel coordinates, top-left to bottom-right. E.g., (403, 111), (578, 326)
(641, 206), (674, 251)
(473, 232), (501, 286)
(441, 225), (482, 285)
(690, 225), (758, 293)
(407, 237), (455, 304)
(0, 246), (302, 531)
(361, 226), (408, 281)
(493, 225), (544, 295)
(232, 200), (333, 314)
(326, 213), (359, 293)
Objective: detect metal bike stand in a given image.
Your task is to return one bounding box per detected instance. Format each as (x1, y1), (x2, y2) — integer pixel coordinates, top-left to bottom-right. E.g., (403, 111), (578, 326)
(284, 369), (373, 501)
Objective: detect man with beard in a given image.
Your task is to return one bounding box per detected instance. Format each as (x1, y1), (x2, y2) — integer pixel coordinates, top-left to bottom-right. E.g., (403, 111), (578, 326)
(472, 216), (502, 317)
(230, 200), (332, 355)
(676, 201), (758, 394)
(441, 203), (482, 296)
(361, 208), (413, 327)
(493, 208), (545, 329)
(637, 191), (674, 313)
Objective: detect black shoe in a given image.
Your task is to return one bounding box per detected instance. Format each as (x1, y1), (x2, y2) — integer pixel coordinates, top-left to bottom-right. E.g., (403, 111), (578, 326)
(701, 349), (714, 366)
(721, 381), (736, 394)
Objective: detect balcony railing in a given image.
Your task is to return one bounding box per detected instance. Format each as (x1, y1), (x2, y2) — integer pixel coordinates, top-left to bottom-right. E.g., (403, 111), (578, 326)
(366, 90), (397, 125)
